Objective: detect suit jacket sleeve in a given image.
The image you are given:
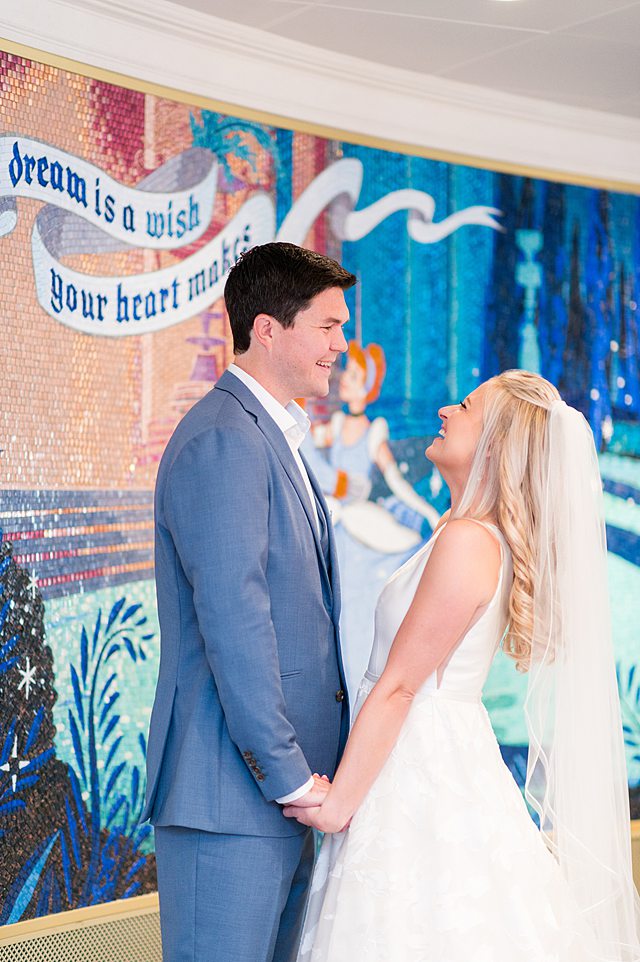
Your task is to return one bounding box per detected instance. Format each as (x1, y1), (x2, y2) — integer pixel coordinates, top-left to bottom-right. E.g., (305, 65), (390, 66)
(162, 423), (312, 802)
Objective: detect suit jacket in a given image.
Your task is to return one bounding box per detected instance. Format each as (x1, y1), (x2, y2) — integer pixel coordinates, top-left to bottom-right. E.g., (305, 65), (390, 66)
(142, 370), (349, 836)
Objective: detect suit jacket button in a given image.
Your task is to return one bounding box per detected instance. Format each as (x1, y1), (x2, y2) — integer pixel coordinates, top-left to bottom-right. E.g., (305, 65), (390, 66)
(335, 689), (344, 703)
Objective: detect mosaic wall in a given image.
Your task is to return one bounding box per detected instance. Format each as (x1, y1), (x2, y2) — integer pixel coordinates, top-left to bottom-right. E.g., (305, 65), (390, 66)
(0, 47), (639, 924)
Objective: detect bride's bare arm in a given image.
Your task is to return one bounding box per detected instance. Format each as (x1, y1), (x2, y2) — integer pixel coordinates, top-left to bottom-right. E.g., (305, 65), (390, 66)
(284, 520), (501, 832)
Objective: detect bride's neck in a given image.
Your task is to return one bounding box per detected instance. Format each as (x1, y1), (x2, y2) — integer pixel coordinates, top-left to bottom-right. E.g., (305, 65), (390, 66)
(445, 476), (496, 526)
(440, 470), (466, 513)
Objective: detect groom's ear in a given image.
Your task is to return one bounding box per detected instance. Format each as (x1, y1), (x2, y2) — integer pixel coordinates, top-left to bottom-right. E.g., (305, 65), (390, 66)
(252, 313), (276, 352)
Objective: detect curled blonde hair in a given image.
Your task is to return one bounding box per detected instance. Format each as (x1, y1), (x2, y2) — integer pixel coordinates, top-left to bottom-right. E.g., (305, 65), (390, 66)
(452, 370), (561, 671)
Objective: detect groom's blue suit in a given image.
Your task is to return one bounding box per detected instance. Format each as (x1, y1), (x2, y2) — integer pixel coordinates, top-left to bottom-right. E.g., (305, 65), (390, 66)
(143, 369), (349, 962)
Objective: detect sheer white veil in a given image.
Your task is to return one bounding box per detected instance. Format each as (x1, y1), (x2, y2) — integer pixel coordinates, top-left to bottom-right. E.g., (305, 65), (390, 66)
(524, 399), (640, 960)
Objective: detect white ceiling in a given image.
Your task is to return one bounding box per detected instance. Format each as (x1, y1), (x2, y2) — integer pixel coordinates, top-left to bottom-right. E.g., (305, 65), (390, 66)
(163, 0), (640, 119)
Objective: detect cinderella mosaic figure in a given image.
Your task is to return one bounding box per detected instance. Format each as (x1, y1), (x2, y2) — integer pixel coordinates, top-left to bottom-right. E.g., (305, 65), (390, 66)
(302, 341), (438, 700)
(289, 370), (640, 962)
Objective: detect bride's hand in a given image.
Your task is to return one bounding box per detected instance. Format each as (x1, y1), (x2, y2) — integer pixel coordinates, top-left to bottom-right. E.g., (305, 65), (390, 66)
(282, 799), (351, 834)
(282, 803), (324, 829)
(291, 774), (331, 809)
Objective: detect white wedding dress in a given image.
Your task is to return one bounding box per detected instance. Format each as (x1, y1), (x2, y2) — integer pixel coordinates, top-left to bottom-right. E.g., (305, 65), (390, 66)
(298, 521), (595, 962)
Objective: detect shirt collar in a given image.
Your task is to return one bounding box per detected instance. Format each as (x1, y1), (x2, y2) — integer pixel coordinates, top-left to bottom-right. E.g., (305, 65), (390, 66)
(228, 363), (310, 451)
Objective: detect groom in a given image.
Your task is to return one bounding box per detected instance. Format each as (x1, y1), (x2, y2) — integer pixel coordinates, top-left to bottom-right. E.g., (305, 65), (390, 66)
(142, 242), (354, 962)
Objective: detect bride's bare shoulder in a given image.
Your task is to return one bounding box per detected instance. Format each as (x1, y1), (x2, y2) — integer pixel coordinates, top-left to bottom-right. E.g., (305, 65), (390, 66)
(417, 517), (502, 608)
(436, 517), (500, 552)
(429, 518), (502, 584)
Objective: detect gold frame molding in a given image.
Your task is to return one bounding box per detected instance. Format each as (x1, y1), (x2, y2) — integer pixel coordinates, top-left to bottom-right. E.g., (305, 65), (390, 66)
(1, 35), (639, 196)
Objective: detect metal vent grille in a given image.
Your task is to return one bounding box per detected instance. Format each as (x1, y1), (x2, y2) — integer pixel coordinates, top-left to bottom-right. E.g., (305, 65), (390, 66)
(0, 910), (161, 962)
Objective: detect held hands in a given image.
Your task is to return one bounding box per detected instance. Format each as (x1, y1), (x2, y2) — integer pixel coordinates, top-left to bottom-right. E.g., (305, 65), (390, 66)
(292, 774), (331, 809)
(282, 774), (351, 834)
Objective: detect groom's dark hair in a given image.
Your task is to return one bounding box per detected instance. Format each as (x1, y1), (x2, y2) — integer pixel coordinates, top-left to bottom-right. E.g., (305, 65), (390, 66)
(224, 242), (356, 355)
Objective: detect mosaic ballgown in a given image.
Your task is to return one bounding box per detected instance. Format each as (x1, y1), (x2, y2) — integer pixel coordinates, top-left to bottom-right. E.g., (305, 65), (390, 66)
(322, 412), (424, 700)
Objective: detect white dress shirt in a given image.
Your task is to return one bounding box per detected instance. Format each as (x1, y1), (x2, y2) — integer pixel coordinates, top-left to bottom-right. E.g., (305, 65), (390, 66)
(227, 363), (316, 804)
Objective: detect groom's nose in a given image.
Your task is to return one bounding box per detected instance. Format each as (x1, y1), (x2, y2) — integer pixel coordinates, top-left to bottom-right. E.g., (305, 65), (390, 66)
(331, 325), (348, 354)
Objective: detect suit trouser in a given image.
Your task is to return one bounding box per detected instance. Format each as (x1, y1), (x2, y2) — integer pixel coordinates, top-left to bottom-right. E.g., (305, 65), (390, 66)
(154, 825), (315, 962)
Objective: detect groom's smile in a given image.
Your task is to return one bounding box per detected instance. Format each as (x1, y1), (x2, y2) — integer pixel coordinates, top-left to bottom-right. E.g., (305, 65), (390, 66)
(271, 285), (349, 402)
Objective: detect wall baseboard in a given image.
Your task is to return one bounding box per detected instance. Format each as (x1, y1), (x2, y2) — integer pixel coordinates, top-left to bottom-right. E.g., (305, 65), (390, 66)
(0, 894), (161, 962)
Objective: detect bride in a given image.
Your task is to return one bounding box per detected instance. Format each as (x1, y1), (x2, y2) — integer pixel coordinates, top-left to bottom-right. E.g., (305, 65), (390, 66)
(286, 370), (640, 961)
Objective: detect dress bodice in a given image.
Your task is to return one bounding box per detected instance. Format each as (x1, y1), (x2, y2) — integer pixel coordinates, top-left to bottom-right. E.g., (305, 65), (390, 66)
(365, 521), (513, 700)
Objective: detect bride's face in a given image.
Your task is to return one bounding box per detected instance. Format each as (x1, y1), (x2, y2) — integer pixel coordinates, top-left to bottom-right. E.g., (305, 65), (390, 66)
(426, 383), (487, 474)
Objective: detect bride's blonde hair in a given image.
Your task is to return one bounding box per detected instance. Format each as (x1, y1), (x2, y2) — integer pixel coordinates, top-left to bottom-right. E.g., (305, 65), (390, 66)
(452, 370), (561, 671)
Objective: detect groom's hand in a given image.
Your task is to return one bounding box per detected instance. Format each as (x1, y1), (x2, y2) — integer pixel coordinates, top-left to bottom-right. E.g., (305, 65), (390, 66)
(294, 774), (331, 808)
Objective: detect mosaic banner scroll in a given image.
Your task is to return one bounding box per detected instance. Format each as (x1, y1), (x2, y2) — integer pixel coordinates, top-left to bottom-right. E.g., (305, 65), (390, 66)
(0, 47), (639, 924)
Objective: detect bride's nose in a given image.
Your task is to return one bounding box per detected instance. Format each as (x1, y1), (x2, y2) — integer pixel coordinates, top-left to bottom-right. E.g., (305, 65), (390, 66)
(438, 404), (451, 420)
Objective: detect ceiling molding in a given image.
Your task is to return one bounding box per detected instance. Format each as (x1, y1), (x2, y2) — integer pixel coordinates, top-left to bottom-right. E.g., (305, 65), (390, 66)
(2, 0), (640, 188)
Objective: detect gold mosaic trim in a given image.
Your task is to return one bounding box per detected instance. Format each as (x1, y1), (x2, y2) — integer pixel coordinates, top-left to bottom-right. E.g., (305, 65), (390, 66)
(1, 35), (639, 196)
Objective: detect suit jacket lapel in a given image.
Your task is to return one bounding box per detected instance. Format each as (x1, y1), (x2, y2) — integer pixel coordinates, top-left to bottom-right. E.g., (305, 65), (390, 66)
(215, 372), (330, 585)
(302, 453), (346, 694)
(300, 450), (340, 612)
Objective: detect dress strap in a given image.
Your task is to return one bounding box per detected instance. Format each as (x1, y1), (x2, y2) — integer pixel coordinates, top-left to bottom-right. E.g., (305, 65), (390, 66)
(432, 518), (505, 552)
(429, 520), (449, 541)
